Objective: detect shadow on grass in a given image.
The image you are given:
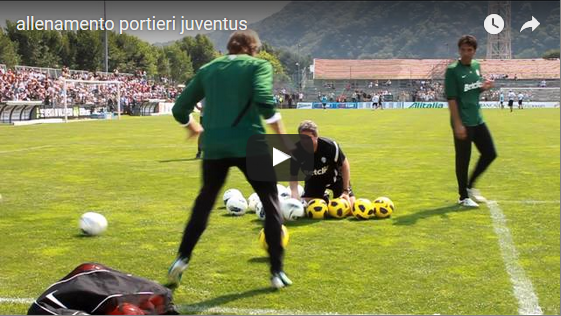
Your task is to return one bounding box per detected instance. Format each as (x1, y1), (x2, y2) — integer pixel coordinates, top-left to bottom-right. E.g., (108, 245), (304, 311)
(178, 287), (276, 313)
(248, 256), (269, 264)
(393, 204), (470, 226)
(158, 158), (199, 163)
(248, 218), (321, 231)
(74, 233), (97, 238)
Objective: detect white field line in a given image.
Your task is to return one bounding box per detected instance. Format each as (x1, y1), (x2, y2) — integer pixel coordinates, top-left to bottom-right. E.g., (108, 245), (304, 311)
(0, 145), (52, 154)
(487, 200), (543, 315)
(2, 199), (547, 315)
(0, 297), (33, 304)
(497, 200), (560, 204)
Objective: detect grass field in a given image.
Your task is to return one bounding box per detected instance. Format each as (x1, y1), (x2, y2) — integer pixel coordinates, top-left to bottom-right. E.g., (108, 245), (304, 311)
(0, 109), (559, 315)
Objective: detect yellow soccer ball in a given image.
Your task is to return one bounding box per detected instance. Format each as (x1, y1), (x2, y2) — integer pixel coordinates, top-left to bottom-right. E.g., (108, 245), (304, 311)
(327, 198), (350, 219)
(258, 225), (289, 250)
(305, 199), (328, 219)
(352, 198), (375, 220)
(373, 197), (395, 218)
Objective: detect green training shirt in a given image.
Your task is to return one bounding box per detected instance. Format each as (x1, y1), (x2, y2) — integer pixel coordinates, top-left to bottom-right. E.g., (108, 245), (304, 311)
(172, 54), (278, 159)
(444, 59), (484, 126)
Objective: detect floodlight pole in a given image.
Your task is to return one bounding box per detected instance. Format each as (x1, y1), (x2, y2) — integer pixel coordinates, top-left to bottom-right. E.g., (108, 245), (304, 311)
(63, 79), (68, 123)
(117, 83), (121, 120)
(104, 0), (109, 73)
(297, 43), (301, 92)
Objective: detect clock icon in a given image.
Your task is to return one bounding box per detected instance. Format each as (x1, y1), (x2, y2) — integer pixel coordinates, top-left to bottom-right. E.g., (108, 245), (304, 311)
(484, 14), (505, 35)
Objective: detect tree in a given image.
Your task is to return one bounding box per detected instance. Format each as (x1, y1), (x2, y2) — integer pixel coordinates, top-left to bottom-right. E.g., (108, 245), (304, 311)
(542, 49), (560, 59)
(74, 30), (103, 71)
(5, 20), (42, 66)
(36, 30), (62, 68)
(175, 35), (217, 72)
(156, 48), (171, 80)
(59, 31), (77, 68)
(165, 43), (194, 83)
(108, 32), (158, 75)
(256, 50), (285, 75)
(191, 34), (217, 71)
(0, 29), (20, 68)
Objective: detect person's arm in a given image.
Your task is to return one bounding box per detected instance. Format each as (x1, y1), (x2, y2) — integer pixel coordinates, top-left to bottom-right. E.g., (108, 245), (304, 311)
(479, 66), (495, 92)
(340, 158), (351, 201)
(172, 74), (204, 138)
(289, 181), (300, 199)
(448, 99), (466, 140)
(253, 60), (283, 132)
(444, 67), (466, 140)
(331, 142), (351, 201)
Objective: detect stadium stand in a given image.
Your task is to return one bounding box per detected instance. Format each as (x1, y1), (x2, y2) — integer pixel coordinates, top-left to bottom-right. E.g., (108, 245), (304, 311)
(0, 66), (180, 109)
(306, 58), (561, 102)
(313, 58), (561, 80)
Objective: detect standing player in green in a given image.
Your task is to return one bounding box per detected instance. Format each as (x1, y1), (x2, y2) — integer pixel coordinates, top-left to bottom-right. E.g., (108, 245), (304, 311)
(168, 30), (292, 289)
(445, 35), (498, 207)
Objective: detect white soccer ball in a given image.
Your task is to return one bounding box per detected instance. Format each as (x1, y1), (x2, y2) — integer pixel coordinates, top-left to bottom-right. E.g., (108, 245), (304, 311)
(281, 198), (306, 221)
(277, 184), (290, 200)
(223, 189), (243, 206)
(285, 184), (305, 197)
(226, 196), (248, 216)
(247, 193), (260, 212)
(255, 201), (266, 220)
(79, 212), (108, 236)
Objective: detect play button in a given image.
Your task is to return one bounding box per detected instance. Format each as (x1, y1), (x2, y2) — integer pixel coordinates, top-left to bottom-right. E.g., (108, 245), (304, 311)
(272, 147), (291, 167)
(246, 134), (314, 182)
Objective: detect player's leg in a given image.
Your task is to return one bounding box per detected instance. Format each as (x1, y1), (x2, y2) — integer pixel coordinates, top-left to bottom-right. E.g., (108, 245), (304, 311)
(454, 130), (477, 207)
(168, 158), (230, 287)
(302, 181), (329, 203)
(237, 158), (291, 288)
(467, 123), (497, 202)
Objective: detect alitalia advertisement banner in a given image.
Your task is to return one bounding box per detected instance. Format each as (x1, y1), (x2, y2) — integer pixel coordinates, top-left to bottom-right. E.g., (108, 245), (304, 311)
(296, 101), (559, 109)
(405, 102), (448, 108)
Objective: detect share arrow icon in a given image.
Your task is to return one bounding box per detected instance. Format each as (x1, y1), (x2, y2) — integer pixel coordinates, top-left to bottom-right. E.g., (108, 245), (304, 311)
(520, 16), (540, 32)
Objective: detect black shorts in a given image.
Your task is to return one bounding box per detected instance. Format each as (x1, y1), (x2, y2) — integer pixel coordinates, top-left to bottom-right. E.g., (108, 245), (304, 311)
(302, 177), (354, 202)
(518, 100), (523, 105)
(508, 100), (514, 107)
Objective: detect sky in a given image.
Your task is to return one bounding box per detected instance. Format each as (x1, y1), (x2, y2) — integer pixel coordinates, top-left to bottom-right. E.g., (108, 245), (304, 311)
(0, 1), (290, 43)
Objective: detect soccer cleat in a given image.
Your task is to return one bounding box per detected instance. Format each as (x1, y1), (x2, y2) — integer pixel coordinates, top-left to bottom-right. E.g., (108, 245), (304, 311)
(278, 271), (293, 286)
(467, 188), (487, 203)
(271, 271), (293, 289)
(166, 256), (189, 288)
(458, 198), (479, 208)
(271, 275), (285, 289)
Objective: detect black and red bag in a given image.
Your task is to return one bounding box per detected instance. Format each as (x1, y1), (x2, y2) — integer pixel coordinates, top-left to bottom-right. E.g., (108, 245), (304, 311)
(28, 263), (178, 315)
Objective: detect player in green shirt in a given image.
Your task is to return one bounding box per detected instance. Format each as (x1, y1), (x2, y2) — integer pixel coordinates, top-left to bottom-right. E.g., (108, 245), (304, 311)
(445, 35), (498, 207)
(167, 30), (292, 289)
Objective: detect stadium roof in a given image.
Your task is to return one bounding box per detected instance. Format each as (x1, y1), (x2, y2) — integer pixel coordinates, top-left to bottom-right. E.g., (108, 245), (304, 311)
(313, 58), (561, 80)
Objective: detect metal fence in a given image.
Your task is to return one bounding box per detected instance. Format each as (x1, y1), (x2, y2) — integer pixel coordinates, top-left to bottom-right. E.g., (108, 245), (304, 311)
(13, 65), (133, 78)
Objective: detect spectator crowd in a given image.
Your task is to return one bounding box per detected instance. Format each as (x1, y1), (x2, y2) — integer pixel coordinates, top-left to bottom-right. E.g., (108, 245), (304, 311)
(0, 66), (181, 111)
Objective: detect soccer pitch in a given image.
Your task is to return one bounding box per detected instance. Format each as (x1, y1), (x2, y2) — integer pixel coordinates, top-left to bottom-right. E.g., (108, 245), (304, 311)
(0, 109), (559, 315)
